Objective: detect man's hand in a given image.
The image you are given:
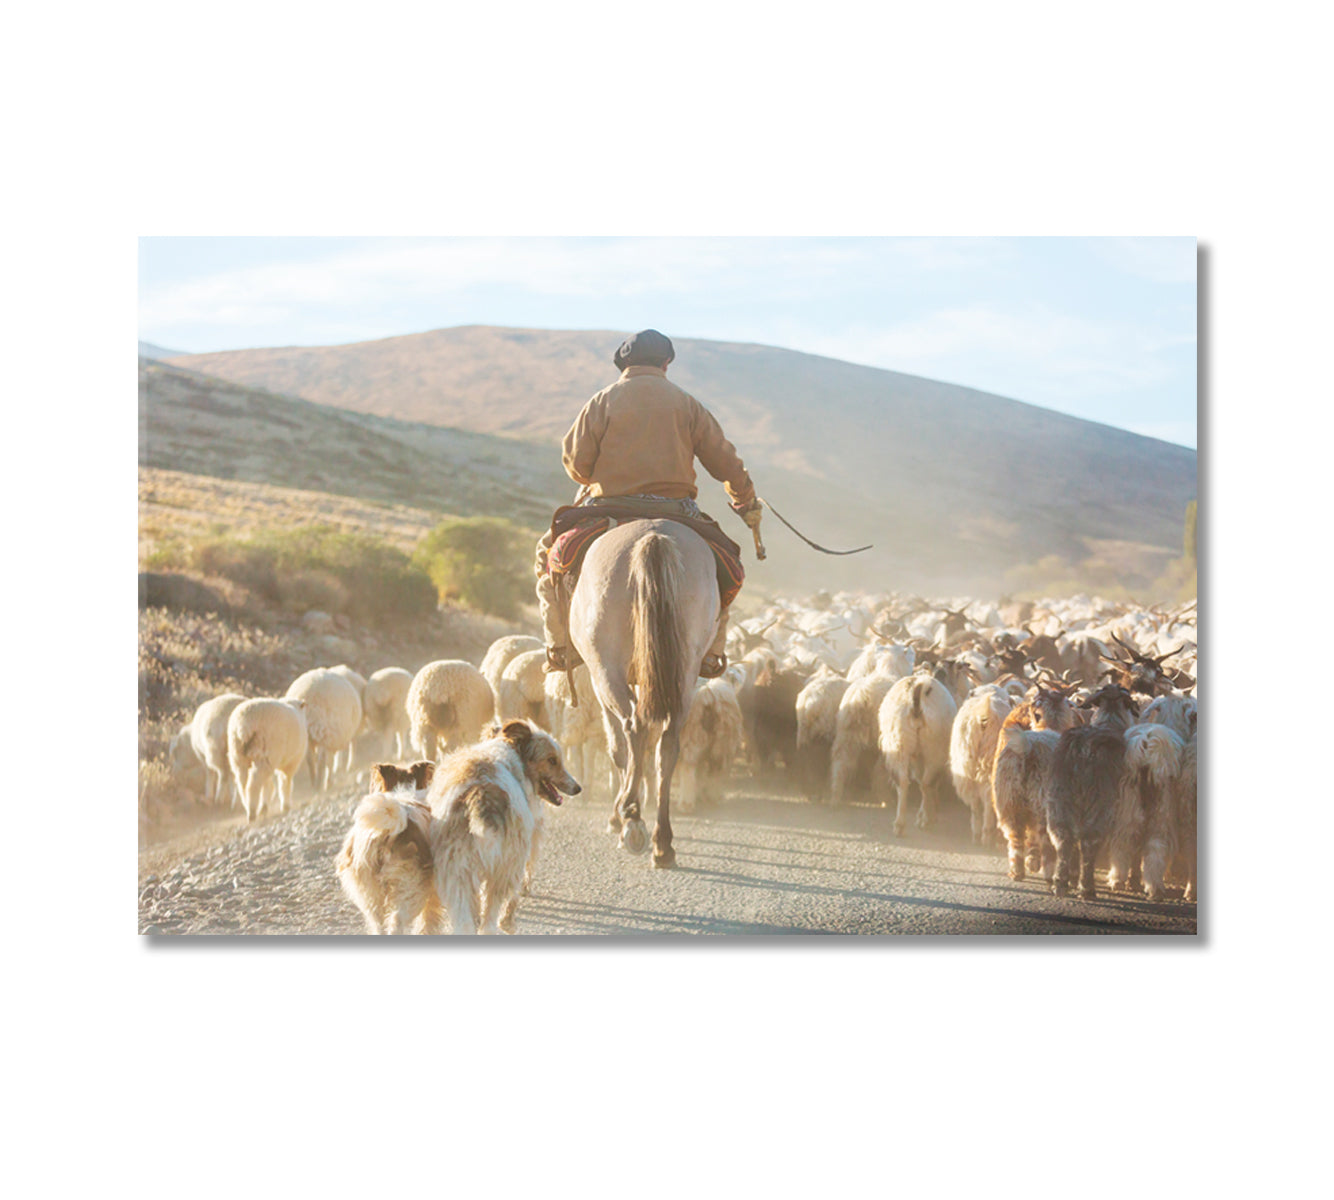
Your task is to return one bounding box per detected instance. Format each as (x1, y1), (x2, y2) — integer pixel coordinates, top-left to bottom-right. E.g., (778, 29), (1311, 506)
(734, 497), (766, 560)
(733, 498), (764, 529)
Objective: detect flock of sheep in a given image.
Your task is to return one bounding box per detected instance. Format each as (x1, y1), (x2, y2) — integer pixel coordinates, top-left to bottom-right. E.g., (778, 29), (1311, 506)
(168, 588), (1198, 906)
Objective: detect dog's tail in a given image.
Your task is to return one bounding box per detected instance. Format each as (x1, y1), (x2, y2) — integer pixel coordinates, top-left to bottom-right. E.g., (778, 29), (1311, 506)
(628, 531), (689, 726)
(337, 793), (433, 877)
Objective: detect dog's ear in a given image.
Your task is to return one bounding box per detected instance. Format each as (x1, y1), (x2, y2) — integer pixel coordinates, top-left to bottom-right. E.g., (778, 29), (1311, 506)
(500, 720), (533, 750)
(371, 763), (395, 792)
(412, 760), (436, 789)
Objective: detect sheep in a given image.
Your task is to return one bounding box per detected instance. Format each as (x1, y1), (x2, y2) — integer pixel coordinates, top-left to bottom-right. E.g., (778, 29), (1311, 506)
(1046, 684), (1141, 899)
(830, 672), (898, 805)
(990, 686), (1080, 881)
(496, 648), (550, 729)
(878, 673), (959, 837)
(363, 667), (414, 760)
(543, 664), (614, 799)
(226, 698), (309, 821)
(795, 669), (850, 802)
(285, 668), (363, 794)
(675, 677), (745, 812)
(1107, 723), (1186, 900)
(479, 634), (544, 698)
(328, 664), (369, 776)
(166, 722), (206, 798)
(187, 692), (246, 808)
(406, 660), (496, 761)
(949, 685), (1013, 844)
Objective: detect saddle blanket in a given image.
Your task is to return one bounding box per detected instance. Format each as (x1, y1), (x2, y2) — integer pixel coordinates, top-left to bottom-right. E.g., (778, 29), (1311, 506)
(546, 511), (744, 609)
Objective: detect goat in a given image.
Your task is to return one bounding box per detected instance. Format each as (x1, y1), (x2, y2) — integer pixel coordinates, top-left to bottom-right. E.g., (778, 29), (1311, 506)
(794, 668), (850, 802)
(878, 674), (958, 836)
(1046, 684), (1141, 899)
(830, 672), (897, 805)
(950, 685), (1013, 844)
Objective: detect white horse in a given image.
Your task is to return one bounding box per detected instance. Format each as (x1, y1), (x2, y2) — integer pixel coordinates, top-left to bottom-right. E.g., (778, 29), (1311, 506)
(568, 519), (719, 868)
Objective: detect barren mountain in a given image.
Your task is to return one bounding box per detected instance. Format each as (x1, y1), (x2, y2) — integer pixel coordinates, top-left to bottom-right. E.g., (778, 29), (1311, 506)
(160, 328), (1198, 597)
(139, 358), (567, 533)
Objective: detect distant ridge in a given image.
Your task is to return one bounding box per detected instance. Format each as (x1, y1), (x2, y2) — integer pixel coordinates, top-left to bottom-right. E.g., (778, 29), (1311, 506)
(139, 340), (188, 360)
(161, 327), (1198, 596)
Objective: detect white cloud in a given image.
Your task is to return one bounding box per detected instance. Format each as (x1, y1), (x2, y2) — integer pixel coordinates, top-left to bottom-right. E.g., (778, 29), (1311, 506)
(137, 236), (1018, 332)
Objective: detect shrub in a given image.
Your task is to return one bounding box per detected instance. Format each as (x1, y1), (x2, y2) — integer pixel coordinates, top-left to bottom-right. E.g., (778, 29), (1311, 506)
(185, 526), (437, 626)
(413, 516), (534, 620)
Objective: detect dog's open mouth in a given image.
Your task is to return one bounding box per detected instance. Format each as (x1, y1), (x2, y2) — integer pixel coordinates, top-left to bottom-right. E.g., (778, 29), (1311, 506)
(539, 779), (564, 806)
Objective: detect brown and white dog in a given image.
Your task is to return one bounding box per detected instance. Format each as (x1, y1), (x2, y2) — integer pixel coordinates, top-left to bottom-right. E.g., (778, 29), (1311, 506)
(335, 761), (439, 934)
(429, 720), (580, 934)
(334, 723), (579, 934)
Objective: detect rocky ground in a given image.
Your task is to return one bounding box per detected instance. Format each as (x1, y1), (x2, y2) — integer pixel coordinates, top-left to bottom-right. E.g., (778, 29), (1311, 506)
(138, 773), (1199, 937)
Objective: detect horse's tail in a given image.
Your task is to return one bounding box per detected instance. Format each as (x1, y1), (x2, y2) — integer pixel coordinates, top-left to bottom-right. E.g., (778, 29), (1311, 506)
(629, 532), (688, 725)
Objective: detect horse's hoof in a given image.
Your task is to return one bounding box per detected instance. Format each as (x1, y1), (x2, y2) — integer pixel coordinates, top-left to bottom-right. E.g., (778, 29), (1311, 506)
(620, 819), (649, 855)
(893, 822), (906, 838)
(652, 847), (677, 870)
(606, 817), (622, 835)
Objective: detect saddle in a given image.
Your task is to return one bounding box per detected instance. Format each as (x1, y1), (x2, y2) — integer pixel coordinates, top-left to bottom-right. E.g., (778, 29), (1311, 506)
(545, 502), (745, 609)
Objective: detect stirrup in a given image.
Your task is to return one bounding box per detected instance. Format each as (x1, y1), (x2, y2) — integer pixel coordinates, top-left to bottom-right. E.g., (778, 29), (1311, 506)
(699, 652), (727, 679)
(543, 645), (580, 673)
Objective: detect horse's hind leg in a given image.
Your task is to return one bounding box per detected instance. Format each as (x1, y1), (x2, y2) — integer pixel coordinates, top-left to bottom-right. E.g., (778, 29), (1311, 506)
(652, 714), (681, 868)
(616, 716), (652, 855)
(602, 705), (630, 833)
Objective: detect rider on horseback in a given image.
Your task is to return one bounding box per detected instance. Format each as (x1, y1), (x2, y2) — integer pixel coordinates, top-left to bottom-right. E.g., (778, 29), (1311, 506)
(536, 329), (762, 680)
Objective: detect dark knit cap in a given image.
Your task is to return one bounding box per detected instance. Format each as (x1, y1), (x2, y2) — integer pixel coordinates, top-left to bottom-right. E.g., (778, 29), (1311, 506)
(613, 329), (675, 370)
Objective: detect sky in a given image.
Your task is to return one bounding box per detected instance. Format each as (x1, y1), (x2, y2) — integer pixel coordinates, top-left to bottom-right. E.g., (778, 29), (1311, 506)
(138, 236), (1198, 448)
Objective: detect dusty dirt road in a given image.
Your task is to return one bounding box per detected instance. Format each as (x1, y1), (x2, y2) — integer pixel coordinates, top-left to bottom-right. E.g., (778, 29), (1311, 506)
(138, 777), (1198, 936)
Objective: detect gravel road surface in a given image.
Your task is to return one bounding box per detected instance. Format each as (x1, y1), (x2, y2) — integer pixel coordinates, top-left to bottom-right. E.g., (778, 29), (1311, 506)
(138, 778), (1198, 936)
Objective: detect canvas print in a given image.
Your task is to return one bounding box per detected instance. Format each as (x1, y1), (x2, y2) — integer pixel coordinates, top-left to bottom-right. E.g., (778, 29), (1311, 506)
(138, 236), (1198, 935)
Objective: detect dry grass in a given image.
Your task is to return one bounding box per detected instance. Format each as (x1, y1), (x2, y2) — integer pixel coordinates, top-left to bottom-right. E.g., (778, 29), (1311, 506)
(139, 467), (438, 566)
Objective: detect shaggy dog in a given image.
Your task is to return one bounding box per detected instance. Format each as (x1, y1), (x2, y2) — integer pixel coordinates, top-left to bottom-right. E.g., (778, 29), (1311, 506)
(335, 761), (439, 934)
(429, 720), (580, 933)
(333, 723), (579, 934)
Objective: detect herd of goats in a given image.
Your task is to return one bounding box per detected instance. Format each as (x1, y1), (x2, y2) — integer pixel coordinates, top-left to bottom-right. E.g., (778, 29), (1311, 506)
(167, 591), (1199, 907)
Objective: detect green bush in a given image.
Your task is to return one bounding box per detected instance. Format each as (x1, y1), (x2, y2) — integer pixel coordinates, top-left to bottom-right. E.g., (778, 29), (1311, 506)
(413, 516), (534, 620)
(186, 526), (437, 625)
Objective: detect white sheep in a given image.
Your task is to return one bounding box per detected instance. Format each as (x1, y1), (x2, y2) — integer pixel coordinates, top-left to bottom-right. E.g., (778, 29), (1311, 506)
(830, 672), (899, 805)
(227, 698), (309, 821)
(285, 668), (363, 794)
(328, 664), (369, 776)
(479, 635), (544, 699)
(166, 722), (206, 797)
(363, 667), (414, 760)
(406, 660), (496, 761)
(794, 669), (849, 802)
(949, 684), (1013, 843)
(879, 674), (959, 836)
(188, 692), (246, 808)
(496, 649), (550, 729)
(675, 677), (745, 813)
(543, 664), (613, 800)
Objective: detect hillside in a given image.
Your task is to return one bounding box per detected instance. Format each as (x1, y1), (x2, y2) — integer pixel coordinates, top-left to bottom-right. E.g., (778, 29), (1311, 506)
(139, 357), (569, 533)
(139, 340), (187, 360)
(159, 329), (1198, 596)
